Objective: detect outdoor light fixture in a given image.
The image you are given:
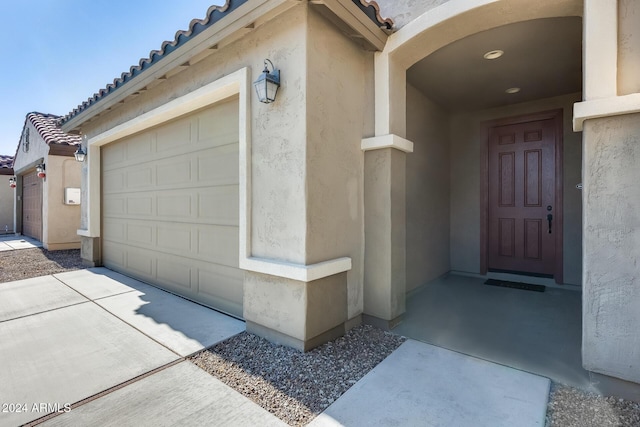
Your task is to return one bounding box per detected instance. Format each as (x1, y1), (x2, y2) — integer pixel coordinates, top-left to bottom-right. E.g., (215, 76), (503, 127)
(8, 177), (16, 188)
(253, 59), (280, 104)
(36, 163), (46, 179)
(74, 145), (87, 162)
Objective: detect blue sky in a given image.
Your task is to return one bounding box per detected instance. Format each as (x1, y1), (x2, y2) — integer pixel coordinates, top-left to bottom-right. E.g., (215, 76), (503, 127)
(0, 0), (224, 156)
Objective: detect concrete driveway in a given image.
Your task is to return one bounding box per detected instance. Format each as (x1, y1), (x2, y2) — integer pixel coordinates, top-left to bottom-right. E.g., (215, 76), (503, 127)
(1, 267), (551, 427)
(0, 268), (284, 426)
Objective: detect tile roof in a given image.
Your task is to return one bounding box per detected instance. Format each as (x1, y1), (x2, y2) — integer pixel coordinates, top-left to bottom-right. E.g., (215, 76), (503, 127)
(352, 0), (393, 29)
(60, 0), (393, 128)
(27, 113), (81, 146)
(60, 0), (245, 126)
(0, 155), (13, 169)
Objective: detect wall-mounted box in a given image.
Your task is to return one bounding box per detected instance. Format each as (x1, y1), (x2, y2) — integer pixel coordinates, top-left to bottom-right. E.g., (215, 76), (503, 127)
(64, 188), (81, 205)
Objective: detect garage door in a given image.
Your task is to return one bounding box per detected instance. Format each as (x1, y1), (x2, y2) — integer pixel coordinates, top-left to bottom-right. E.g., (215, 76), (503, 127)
(22, 170), (43, 241)
(101, 97), (243, 317)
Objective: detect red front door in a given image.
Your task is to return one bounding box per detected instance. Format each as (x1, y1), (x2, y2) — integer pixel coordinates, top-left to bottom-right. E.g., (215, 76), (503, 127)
(487, 117), (559, 277)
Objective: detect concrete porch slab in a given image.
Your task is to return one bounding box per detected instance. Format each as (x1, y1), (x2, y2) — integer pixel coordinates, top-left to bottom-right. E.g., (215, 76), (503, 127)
(53, 268), (148, 300)
(41, 361), (287, 427)
(0, 241), (13, 251)
(0, 275), (87, 322)
(91, 279), (245, 357)
(0, 302), (179, 426)
(310, 340), (550, 427)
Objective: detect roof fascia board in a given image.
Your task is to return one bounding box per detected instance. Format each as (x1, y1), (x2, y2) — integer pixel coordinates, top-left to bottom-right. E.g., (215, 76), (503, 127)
(48, 144), (77, 157)
(309, 0), (388, 50)
(62, 0), (292, 133)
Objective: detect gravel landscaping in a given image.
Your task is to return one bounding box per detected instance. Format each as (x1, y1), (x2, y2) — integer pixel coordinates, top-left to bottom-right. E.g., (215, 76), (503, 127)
(191, 325), (406, 426)
(0, 248), (85, 283)
(2, 248), (639, 426)
(546, 383), (640, 427)
(192, 326), (640, 427)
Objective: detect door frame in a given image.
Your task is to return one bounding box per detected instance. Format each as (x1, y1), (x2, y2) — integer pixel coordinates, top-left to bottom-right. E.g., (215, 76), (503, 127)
(480, 109), (564, 284)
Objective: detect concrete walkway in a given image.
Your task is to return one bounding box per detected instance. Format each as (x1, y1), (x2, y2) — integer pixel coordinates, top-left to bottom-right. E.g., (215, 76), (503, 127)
(0, 268), (550, 426)
(0, 235), (42, 251)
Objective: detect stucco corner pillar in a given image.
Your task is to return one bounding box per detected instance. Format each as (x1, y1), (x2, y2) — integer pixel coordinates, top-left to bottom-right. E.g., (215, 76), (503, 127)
(362, 134), (413, 329)
(243, 270), (348, 352)
(576, 0), (640, 385)
(239, 65), (351, 350)
(77, 142), (101, 267)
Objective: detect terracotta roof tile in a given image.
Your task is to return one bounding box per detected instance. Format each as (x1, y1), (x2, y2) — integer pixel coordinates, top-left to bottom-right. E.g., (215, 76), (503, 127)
(27, 112), (81, 147)
(60, 0), (244, 126)
(61, 0), (393, 128)
(0, 155), (13, 169)
(352, 0), (394, 29)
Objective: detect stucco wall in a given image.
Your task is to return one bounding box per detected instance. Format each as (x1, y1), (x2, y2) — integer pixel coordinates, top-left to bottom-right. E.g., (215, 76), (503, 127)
(405, 83), (450, 291)
(81, 4), (309, 264)
(0, 176), (13, 233)
(305, 8), (373, 319)
(449, 92), (583, 285)
(618, 0), (640, 95)
(13, 121), (48, 173)
(582, 113), (640, 383)
(12, 121), (80, 248)
(43, 156), (81, 249)
(375, 0), (450, 29)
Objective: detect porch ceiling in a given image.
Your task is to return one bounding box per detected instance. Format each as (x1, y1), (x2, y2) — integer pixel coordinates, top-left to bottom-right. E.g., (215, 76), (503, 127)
(407, 17), (582, 112)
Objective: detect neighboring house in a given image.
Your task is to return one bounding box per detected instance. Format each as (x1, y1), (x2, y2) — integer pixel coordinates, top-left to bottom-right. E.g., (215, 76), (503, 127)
(59, 0), (640, 385)
(13, 113), (82, 249)
(0, 155), (14, 234)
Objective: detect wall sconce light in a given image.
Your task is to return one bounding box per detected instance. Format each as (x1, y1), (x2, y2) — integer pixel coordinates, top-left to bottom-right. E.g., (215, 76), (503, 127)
(73, 135), (87, 162)
(253, 59), (280, 104)
(8, 177), (16, 188)
(36, 163), (46, 179)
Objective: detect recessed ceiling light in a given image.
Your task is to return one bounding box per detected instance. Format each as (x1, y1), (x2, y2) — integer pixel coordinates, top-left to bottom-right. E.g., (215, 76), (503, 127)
(505, 87), (521, 94)
(483, 50), (504, 60)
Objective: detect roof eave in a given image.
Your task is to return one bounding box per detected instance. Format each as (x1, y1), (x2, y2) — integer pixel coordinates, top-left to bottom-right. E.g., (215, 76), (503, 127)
(310, 0), (390, 51)
(61, 0), (294, 133)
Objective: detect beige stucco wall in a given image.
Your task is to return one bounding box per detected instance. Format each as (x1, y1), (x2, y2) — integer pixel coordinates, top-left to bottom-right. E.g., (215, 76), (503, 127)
(618, 0), (640, 95)
(0, 176), (14, 233)
(582, 113), (640, 383)
(305, 8), (373, 319)
(405, 83), (450, 291)
(13, 121), (49, 172)
(13, 120), (81, 249)
(448, 92), (583, 285)
(81, 4), (308, 265)
(42, 156), (81, 249)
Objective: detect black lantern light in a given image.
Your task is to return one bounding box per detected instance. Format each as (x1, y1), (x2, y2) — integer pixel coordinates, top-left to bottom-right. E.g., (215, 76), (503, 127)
(253, 59), (280, 104)
(75, 135), (87, 162)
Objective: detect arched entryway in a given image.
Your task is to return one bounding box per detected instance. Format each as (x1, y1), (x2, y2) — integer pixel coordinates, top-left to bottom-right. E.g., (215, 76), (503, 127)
(361, 0), (623, 393)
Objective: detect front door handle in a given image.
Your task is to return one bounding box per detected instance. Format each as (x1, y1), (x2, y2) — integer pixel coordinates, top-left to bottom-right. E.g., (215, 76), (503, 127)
(547, 213), (553, 234)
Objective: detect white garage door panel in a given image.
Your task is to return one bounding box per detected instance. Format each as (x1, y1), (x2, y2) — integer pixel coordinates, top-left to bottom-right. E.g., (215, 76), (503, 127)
(103, 218), (239, 267)
(102, 97), (242, 318)
(102, 242), (243, 316)
(103, 185), (239, 226)
(102, 144), (239, 196)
